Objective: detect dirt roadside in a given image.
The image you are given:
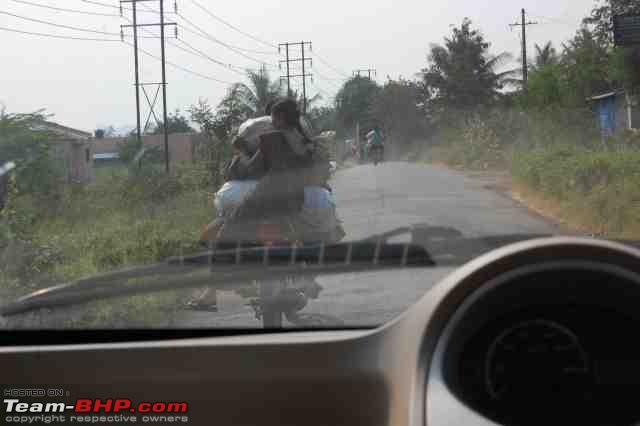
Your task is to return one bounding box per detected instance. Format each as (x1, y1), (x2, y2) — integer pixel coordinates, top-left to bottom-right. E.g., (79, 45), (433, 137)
(460, 170), (593, 237)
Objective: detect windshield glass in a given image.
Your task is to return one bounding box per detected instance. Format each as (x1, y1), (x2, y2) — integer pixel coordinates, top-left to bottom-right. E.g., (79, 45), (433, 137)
(1, 0), (638, 330)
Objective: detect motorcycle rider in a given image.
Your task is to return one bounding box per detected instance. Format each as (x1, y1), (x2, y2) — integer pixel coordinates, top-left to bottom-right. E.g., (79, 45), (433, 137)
(188, 100), (343, 311)
(366, 125), (384, 162)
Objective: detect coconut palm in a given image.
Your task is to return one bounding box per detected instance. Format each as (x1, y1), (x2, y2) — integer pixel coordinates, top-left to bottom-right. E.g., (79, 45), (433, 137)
(230, 67), (283, 117)
(532, 42), (559, 70)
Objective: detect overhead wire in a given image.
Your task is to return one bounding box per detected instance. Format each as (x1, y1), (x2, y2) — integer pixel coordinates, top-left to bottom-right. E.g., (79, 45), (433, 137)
(313, 51), (350, 79)
(173, 38), (245, 74)
(310, 81), (336, 103)
(80, 0), (159, 14)
(0, 24), (122, 41)
(9, 0), (121, 17)
(0, 20), (230, 83)
(0, 10), (121, 36)
(175, 11), (278, 68)
(123, 40), (233, 84)
(134, 3), (249, 74)
(187, 0), (277, 49)
(313, 70), (345, 91)
(120, 11), (245, 76)
(530, 14), (577, 27)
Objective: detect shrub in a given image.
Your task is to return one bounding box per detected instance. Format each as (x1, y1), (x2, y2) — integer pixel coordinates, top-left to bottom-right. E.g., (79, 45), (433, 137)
(512, 145), (640, 236)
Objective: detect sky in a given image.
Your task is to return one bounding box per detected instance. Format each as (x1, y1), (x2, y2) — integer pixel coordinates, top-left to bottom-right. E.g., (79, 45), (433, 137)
(0, 0), (595, 134)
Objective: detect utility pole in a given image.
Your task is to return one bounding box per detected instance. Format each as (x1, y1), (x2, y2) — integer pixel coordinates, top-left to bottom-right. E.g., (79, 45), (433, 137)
(279, 41), (313, 112)
(120, 0), (177, 172)
(509, 8), (538, 88)
(301, 41), (307, 114)
(159, 0), (169, 172)
(353, 69), (377, 79)
(127, 0), (141, 144)
(281, 43), (291, 96)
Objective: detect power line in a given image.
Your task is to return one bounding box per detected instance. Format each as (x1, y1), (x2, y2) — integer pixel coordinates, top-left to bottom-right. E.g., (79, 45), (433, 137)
(529, 14), (577, 27)
(123, 41), (233, 84)
(187, 0), (277, 49)
(176, 22), (272, 63)
(314, 69), (346, 90)
(0, 10), (120, 36)
(0, 24), (121, 41)
(80, 0), (159, 14)
(175, 12), (275, 55)
(176, 11), (278, 67)
(312, 83), (334, 99)
(314, 51), (350, 78)
(121, 12), (245, 76)
(134, 3), (256, 73)
(173, 38), (245, 75)
(8, 0), (121, 17)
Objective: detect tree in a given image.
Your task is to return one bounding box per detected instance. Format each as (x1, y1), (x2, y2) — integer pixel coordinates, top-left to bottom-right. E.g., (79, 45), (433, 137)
(189, 99), (216, 136)
(117, 135), (162, 165)
(225, 68), (282, 119)
(307, 106), (337, 133)
(150, 110), (194, 135)
(420, 18), (518, 115)
(188, 98), (233, 188)
(583, 0), (640, 44)
(335, 76), (382, 136)
(520, 42), (563, 108)
(583, 0), (640, 93)
(213, 85), (255, 139)
(94, 125), (116, 139)
(524, 63), (565, 108)
(561, 27), (613, 103)
(532, 42), (559, 70)
(0, 108), (63, 201)
(371, 78), (428, 148)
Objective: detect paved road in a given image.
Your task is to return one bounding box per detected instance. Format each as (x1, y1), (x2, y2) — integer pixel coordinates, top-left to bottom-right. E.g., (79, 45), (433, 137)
(181, 162), (560, 328)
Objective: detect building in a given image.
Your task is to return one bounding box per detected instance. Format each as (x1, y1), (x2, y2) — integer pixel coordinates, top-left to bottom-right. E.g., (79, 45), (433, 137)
(587, 91), (639, 136)
(92, 133), (208, 165)
(38, 121), (95, 183)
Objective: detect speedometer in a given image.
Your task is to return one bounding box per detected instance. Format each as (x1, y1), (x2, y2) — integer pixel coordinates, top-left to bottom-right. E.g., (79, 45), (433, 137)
(485, 319), (591, 402)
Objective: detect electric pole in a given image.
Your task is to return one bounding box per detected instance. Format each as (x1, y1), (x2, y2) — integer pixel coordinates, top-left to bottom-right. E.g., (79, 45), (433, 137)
(281, 43), (291, 96)
(353, 69), (377, 79)
(125, 0), (141, 145)
(279, 41), (313, 114)
(510, 8), (538, 88)
(121, 0), (177, 172)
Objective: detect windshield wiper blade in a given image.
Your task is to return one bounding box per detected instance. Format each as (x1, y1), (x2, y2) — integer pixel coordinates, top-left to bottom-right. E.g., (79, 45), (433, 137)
(0, 225), (562, 318)
(0, 240), (433, 317)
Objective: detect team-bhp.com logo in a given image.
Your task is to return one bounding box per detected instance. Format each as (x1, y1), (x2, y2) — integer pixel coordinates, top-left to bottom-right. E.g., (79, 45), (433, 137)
(4, 398), (189, 424)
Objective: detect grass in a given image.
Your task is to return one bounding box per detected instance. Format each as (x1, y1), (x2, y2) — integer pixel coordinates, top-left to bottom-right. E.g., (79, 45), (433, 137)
(1, 163), (215, 327)
(511, 146), (640, 238)
(423, 143), (510, 171)
(420, 122), (640, 238)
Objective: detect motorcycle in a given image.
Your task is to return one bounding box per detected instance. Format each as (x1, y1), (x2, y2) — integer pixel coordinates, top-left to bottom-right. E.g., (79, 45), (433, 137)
(213, 221), (344, 329)
(368, 144), (384, 166)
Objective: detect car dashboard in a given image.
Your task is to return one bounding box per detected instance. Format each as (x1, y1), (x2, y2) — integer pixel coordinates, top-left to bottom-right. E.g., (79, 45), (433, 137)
(3, 237), (640, 426)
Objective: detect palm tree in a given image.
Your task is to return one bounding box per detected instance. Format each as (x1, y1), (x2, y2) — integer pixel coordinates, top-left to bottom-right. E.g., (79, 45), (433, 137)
(287, 88), (324, 115)
(231, 67), (283, 117)
(533, 42), (558, 70)
(484, 51), (522, 90)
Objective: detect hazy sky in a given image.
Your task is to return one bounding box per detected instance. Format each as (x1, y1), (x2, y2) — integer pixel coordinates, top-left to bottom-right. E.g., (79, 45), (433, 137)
(0, 0), (594, 133)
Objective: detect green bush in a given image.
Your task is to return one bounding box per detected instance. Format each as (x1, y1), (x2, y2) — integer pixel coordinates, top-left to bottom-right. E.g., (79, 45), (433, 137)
(512, 145), (640, 236)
